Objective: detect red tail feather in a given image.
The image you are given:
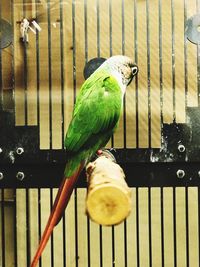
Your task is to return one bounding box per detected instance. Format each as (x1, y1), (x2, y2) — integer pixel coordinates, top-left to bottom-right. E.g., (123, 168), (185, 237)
(30, 164), (83, 267)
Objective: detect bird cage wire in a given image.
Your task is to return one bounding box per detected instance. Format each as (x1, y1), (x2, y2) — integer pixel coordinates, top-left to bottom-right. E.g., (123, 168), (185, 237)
(1, 0), (200, 266)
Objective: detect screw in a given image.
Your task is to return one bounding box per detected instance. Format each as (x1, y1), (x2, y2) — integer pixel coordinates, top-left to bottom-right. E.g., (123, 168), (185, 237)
(16, 172), (25, 181)
(178, 144), (185, 153)
(16, 147), (24, 155)
(0, 172), (3, 180)
(176, 169), (185, 179)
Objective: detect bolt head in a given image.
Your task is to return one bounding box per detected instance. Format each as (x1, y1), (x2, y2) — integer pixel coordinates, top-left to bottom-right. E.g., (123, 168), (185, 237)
(0, 172), (3, 180)
(16, 147), (24, 155)
(16, 172), (25, 181)
(176, 169), (185, 179)
(178, 144), (185, 153)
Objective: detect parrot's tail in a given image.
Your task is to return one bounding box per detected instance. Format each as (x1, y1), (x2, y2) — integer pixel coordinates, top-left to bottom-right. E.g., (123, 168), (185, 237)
(30, 163), (84, 267)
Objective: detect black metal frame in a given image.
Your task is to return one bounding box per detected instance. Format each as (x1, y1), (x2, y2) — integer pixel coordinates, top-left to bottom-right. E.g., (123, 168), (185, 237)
(0, 106), (200, 188)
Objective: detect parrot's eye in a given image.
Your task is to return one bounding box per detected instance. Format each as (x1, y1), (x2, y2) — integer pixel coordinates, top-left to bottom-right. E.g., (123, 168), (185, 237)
(131, 66), (138, 75)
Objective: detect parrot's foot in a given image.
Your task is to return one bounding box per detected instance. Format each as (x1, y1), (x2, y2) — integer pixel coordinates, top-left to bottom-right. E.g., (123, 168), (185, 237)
(97, 149), (103, 155)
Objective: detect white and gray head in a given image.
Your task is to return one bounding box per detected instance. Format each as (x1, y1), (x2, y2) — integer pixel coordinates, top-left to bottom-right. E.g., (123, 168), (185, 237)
(99, 55), (138, 91)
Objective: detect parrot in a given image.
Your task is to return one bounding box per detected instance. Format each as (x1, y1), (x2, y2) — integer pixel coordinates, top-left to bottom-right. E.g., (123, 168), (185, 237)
(30, 55), (138, 267)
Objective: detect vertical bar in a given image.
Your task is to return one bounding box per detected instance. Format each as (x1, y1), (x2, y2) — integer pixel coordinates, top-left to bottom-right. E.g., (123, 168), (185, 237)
(148, 188), (152, 267)
(162, 0), (173, 123)
(173, 187), (177, 267)
(26, 189), (30, 266)
(83, 2), (90, 266)
(159, 0), (163, 124)
(1, 189), (5, 267)
(47, 0), (52, 149)
(188, 187), (199, 267)
(111, 0), (123, 148)
(176, 187), (187, 267)
(35, 1), (41, 263)
(163, 188), (174, 267)
(197, 23), (200, 105)
(66, 191), (76, 267)
(109, 0), (114, 148)
(52, 189), (64, 267)
(38, 1), (49, 148)
(23, 0), (28, 125)
(184, 0), (188, 107)
(99, 225), (103, 267)
(50, 189), (54, 267)
(146, 0), (151, 148)
(122, 0), (127, 150)
(151, 188), (162, 267)
(171, 0), (175, 122)
(121, 1), (127, 265)
(127, 188), (137, 266)
(51, 2), (62, 149)
(124, 0), (136, 148)
(124, 220), (127, 267)
(74, 189), (78, 267)
(112, 225), (115, 267)
(48, 0), (53, 261)
(134, 0), (139, 148)
(16, 190), (27, 266)
(84, 0), (88, 62)
(0, 0), (3, 111)
(62, 213), (66, 267)
(149, 0), (161, 148)
(77, 189), (88, 266)
(14, 189), (17, 267)
(138, 188), (150, 267)
(114, 223), (125, 266)
(38, 189), (42, 267)
(72, 0), (76, 103)
(87, 216), (90, 267)
(96, 0), (100, 57)
(12, 0), (17, 261)
(185, 187), (189, 267)
(198, 186), (200, 267)
(35, 0), (40, 147)
(160, 187), (164, 267)
(136, 187), (140, 267)
(174, 0), (185, 123)
(197, 9), (200, 108)
(109, 0), (112, 57)
(60, 0), (66, 261)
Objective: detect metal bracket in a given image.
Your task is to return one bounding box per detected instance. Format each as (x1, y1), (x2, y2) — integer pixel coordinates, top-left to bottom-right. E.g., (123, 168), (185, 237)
(0, 19), (13, 49)
(185, 13), (200, 45)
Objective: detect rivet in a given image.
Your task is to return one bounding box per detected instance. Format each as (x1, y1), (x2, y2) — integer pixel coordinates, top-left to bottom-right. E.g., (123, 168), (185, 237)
(0, 172), (4, 180)
(16, 172), (25, 181)
(178, 144), (185, 153)
(16, 147), (24, 155)
(176, 169), (185, 179)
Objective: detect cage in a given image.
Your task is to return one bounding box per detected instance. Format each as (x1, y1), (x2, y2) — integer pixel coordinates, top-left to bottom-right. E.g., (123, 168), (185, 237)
(0, 0), (200, 266)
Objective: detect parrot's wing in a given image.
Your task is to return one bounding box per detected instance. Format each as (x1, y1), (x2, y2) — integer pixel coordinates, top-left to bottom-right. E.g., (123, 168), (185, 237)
(65, 73), (122, 152)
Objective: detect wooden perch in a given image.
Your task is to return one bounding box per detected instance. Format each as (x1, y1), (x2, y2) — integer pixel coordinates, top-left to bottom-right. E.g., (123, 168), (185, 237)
(86, 153), (132, 226)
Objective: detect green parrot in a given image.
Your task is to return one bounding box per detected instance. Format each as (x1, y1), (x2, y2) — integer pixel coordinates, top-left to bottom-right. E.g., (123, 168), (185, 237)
(31, 55), (138, 267)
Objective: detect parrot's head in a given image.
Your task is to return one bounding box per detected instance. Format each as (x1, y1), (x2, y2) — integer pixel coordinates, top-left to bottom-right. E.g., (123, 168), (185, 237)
(100, 55), (138, 92)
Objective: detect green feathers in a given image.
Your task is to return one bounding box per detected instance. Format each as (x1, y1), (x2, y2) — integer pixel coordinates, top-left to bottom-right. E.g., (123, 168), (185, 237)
(65, 71), (122, 153)
(64, 70), (123, 177)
